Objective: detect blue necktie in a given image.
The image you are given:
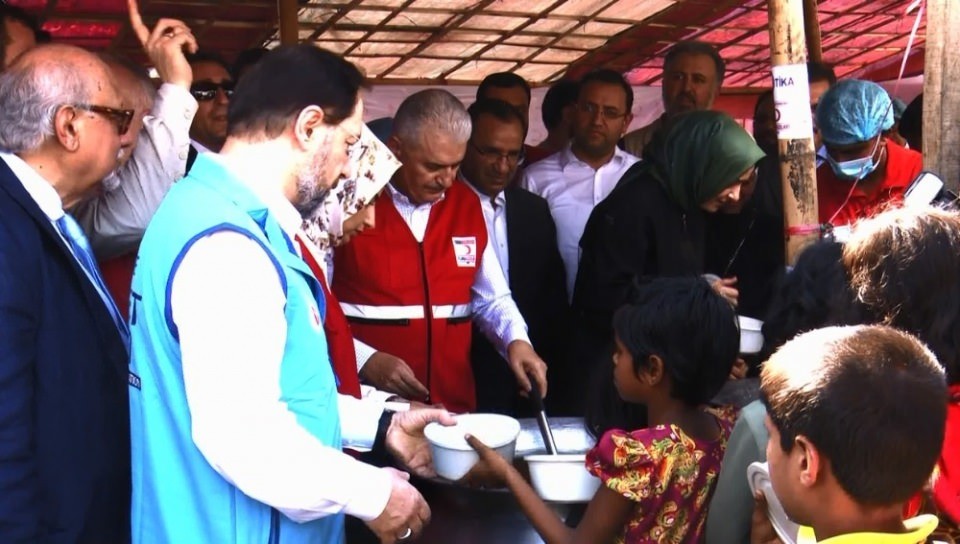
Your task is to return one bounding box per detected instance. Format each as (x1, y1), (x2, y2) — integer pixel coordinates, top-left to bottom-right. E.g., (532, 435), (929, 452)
(56, 214), (130, 351)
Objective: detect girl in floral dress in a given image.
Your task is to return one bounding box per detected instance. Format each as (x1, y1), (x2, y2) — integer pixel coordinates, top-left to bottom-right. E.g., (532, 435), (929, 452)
(468, 277), (740, 543)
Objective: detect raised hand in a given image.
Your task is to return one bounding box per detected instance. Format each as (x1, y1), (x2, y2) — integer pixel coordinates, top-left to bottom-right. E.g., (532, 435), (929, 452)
(128, 0), (197, 88)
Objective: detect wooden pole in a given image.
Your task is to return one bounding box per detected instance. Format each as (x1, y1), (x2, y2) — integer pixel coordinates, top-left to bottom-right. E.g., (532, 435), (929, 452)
(802, 0), (823, 64)
(767, 0), (819, 264)
(278, 0), (299, 46)
(923, 0), (960, 192)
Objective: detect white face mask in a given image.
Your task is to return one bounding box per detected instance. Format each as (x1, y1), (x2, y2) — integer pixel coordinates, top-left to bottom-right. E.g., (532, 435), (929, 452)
(825, 133), (884, 182)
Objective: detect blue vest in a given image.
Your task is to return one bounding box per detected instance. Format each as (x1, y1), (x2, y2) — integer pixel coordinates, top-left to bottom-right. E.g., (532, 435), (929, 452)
(128, 154), (344, 544)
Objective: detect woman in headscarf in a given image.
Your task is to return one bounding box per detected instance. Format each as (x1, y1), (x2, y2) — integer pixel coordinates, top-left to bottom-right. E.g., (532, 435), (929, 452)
(572, 110), (765, 393)
(299, 124), (400, 400)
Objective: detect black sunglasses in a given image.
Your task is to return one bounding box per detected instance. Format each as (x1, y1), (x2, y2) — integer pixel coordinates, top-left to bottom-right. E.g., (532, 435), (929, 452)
(72, 103), (135, 136)
(190, 80), (235, 102)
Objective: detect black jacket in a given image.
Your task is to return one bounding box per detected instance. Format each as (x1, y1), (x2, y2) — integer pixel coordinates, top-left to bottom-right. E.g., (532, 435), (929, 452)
(574, 162), (705, 330)
(704, 155), (785, 320)
(571, 163), (705, 384)
(471, 186), (574, 415)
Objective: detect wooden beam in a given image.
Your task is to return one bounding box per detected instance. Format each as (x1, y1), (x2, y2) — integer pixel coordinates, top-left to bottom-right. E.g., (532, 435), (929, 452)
(278, 0), (299, 45)
(923, 0), (960, 191)
(435, 0), (570, 80)
(767, 0), (818, 264)
(802, 0), (822, 63)
(377, 0), (499, 79)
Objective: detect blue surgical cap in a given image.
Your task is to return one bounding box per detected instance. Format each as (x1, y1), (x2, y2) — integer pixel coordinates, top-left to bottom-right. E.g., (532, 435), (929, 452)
(815, 80), (894, 145)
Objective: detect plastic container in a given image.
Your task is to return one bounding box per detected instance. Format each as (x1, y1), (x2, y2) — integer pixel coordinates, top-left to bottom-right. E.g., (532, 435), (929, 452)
(524, 453), (601, 503)
(424, 414), (521, 481)
(738, 315), (764, 354)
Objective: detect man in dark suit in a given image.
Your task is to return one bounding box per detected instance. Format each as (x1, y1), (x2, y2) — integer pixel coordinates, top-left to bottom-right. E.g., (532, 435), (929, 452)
(0, 45), (132, 543)
(460, 99), (574, 416)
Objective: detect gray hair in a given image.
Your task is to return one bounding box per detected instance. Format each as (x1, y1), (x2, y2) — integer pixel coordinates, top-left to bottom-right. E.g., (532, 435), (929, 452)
(0, 55), (92, 153)
(392, 89), (471, 146)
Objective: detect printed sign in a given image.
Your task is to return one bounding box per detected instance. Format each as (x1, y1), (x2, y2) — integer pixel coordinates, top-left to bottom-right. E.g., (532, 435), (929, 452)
(452, 236), (478, 268)
(772, 63), (814, 140)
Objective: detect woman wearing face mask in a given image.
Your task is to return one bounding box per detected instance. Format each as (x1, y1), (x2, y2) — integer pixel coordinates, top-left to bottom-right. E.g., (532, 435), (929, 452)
(815, 79), (924, 227)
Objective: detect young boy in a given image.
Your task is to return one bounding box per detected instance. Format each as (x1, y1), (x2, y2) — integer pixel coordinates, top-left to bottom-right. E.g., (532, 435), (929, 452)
(760, 325), (947, 543)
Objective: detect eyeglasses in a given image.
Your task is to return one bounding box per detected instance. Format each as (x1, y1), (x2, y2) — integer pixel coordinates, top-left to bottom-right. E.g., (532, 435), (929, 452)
(468, 140), (523, 165)
(577, 102), (628, 121)
(72, 104), (135, 136)
(190, 80), (235, 102)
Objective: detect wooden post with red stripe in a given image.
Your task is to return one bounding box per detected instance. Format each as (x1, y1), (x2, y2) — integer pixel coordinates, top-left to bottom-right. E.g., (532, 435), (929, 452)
(767, 0), (820, 264)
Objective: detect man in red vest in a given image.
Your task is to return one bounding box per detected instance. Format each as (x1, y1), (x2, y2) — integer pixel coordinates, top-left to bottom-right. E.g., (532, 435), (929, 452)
(333, 89), (548, 414)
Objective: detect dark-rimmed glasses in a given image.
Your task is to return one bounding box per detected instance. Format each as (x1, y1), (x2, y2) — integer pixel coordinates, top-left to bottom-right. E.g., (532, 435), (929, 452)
(468, 140), (523, 165)
(72, 104), (134, 136)
(577, 102), (628, 121)
(190, 81), (235, 102)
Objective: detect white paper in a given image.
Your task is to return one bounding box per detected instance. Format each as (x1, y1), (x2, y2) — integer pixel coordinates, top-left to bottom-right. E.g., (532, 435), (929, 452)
(772, 63), (814, 140)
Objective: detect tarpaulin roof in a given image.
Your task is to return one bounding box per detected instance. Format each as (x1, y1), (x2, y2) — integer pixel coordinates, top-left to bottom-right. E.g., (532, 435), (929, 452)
(8, 0), (926, 87)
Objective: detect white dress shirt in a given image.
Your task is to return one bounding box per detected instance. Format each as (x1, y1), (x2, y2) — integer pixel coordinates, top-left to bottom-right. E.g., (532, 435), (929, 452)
(169, 153), (393, 522)
(522, 145), (639, 301)
(463, 174), (509, 279)
(73, 84), (199, 260)
(381, 182), (530, 358)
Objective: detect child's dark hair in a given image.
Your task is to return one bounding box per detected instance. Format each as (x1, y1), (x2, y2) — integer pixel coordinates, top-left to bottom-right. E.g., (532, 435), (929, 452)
(761, 325), (946, 505)
(844, 206), (960, 385)
(761, 241), (866, 360)
(586, 277), (738, 438)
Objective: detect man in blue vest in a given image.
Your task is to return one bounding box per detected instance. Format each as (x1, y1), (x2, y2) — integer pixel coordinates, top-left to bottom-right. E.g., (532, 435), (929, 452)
(129, 44), (454, 544)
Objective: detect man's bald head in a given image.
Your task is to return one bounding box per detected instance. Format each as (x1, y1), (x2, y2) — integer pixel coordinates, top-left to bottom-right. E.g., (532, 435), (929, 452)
(0, 44), (127, 205)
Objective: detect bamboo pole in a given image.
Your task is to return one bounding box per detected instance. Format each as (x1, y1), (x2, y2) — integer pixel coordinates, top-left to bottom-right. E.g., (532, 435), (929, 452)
(767, 0), (819, 264)
(923, 0), (960, 192)
(278, 0), (299, 46)
(802, 0), (823, 64)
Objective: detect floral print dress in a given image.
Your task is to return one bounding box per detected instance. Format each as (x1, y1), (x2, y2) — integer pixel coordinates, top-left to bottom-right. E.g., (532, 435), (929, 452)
(585, 406), (737, 544)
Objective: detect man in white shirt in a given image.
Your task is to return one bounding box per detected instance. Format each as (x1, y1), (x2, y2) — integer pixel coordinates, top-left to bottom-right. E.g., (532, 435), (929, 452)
(460, 98), (573, 416)
(333, 89), (549, 414)
(129, 45), (453, 544)
(73, 13), (200, 260)
(522, 69), (639, 301)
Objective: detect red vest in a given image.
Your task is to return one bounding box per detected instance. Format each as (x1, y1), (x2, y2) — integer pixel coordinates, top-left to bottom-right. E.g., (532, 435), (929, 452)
(333, 181), (488, 413)
(296, 236), (363, 399)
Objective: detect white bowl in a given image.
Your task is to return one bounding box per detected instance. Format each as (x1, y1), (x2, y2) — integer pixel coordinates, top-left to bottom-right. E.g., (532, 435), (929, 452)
(748, 462), (800, 544)
(524, 453), (601, 503)
(424, 413), (521, 481)
(738, 315), (764, 354)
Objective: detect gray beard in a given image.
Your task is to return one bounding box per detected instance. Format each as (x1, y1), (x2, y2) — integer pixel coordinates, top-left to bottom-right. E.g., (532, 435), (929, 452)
(293, 134), (334, 218)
